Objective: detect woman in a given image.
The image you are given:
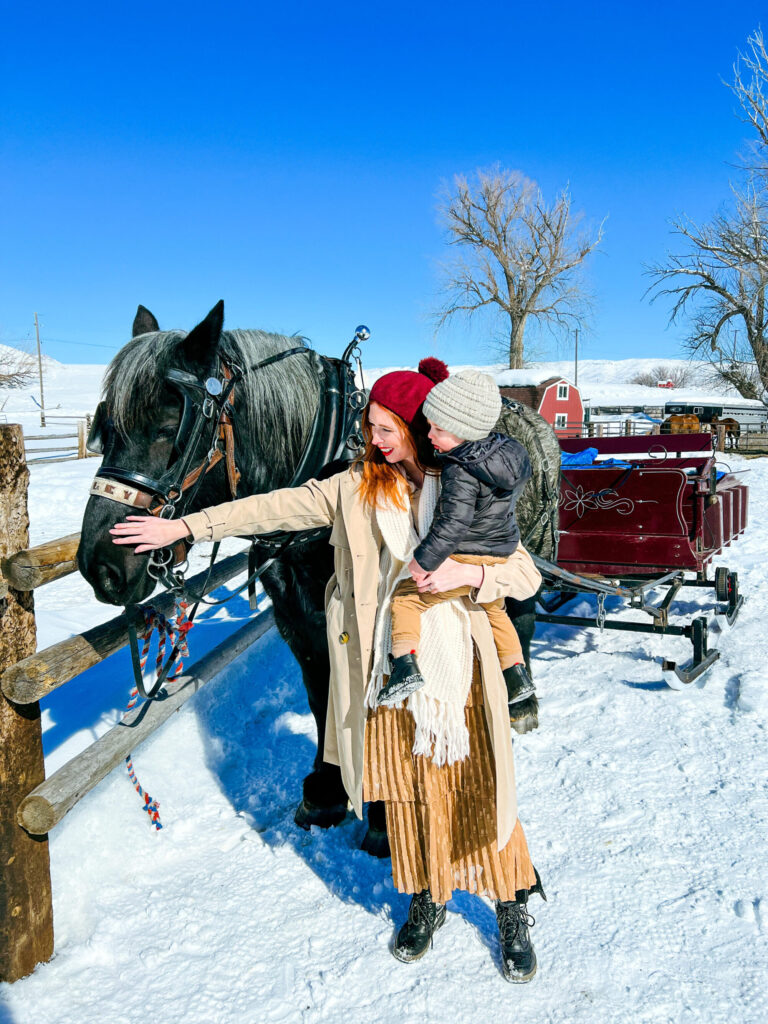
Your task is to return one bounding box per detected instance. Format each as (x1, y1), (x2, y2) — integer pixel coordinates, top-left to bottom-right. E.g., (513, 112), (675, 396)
(111, 358), (545, 982)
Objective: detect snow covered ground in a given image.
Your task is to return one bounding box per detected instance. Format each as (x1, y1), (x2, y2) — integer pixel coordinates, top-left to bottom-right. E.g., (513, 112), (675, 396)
(1, 358), (768, 1024)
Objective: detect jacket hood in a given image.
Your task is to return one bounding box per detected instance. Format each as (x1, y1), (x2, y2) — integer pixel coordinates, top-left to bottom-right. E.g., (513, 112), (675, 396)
(439, 432), (531, 490)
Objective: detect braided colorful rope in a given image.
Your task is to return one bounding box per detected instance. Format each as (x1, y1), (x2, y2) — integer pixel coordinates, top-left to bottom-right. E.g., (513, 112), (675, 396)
(124, 599), (194, 830)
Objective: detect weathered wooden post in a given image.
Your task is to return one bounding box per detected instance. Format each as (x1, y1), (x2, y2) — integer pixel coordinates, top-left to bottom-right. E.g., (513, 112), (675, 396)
(0, 424), (54, 982)
(77, 419), (87, 460)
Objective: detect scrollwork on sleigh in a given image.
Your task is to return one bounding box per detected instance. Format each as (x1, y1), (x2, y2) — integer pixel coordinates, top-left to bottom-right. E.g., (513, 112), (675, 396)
(558, 483), (649, 519)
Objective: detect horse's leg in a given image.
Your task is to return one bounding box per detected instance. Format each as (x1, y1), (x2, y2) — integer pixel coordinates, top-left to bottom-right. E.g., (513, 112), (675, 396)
(262, 542), (390, 854)
(261, 547), (348, 828)
(506, 591), (540, 734)
(362, 799), (390, 859)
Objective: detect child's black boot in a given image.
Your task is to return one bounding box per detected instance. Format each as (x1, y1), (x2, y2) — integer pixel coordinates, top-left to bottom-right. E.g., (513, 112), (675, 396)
(503, 663), (536, 705)
(377, 653), (425, 706)
(503, 664), (538, 734)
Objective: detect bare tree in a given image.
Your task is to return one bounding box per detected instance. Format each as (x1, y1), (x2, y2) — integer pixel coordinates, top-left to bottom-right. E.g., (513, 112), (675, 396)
(648, 30), (768, 401)
(435, 167), (603, 368)
(0, 348), (36, 390)
(648, 184), (768, 401)
(630, 364), (694, 388)
(730, 28), (768, 175)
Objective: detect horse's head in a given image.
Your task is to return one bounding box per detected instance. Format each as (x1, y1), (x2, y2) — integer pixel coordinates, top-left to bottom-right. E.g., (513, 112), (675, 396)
(78, 301), (230, 604)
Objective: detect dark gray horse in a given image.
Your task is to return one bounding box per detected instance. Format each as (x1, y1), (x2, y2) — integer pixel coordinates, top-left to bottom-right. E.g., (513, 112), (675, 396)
(78, 302), (559, 850)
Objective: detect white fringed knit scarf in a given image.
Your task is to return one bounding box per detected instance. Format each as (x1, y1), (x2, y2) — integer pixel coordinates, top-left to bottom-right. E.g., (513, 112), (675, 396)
(365, 471), (473, 766)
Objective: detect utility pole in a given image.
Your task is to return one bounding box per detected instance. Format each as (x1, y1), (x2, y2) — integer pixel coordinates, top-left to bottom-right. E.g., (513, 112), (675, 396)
(34, 312), (45, 427)
(574, 327), (579, 388)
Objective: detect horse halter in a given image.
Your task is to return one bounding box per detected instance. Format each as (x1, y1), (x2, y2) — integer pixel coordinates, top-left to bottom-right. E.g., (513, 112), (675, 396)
(88, 360), (243, 512)
(87, 330), (369, 588)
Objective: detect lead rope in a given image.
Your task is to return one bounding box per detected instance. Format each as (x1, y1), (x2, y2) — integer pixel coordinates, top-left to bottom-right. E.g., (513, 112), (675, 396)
(123, 599), (195, 829)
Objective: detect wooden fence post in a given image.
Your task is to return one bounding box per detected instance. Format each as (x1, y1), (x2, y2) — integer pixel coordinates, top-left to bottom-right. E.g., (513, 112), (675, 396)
(0, 424), (54, 982)
(77, 419), (87, 460)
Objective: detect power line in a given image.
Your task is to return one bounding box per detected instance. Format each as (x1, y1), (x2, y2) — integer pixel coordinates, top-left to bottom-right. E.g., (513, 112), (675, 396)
(2, 337), (119, 351)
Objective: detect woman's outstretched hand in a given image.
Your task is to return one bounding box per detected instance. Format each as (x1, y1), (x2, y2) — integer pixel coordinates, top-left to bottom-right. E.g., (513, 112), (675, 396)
(110, 515), (191, 554)
(417, 557), (484, 593)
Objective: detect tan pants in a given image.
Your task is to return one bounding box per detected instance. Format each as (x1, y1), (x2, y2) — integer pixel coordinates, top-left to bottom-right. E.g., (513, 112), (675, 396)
(391, 554), (523, 670)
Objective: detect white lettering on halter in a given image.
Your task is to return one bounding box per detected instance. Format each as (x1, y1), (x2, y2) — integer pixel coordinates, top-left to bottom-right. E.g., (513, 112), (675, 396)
(89, 477), (142, 507)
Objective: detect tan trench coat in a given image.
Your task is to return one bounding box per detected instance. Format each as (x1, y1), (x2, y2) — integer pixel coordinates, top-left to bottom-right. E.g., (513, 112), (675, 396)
(183, 465), (542, 851)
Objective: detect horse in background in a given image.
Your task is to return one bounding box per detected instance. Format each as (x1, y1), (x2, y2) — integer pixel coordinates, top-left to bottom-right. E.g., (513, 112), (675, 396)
(660, 413), (701, 435)
(710, 416), (741, 450)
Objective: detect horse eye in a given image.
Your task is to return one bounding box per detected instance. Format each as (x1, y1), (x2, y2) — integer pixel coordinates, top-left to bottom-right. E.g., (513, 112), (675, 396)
(153, 426), (177, 442)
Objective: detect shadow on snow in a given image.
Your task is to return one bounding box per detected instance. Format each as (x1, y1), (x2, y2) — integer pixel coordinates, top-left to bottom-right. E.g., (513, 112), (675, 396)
(189, 610), (502, 951)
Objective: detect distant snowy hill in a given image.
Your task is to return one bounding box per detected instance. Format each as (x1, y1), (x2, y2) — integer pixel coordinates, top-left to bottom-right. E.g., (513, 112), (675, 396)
(2, 351), (761, 440)
(0, 342), (106, 428)
(367, 357), (760, 410)
(0, 341), (61, 370)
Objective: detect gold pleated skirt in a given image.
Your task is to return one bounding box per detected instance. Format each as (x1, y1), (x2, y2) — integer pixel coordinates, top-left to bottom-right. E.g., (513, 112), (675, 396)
(363, 664), (537, 905)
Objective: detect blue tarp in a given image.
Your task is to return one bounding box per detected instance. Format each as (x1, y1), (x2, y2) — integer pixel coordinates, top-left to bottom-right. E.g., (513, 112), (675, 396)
(561, 448), (632, 469)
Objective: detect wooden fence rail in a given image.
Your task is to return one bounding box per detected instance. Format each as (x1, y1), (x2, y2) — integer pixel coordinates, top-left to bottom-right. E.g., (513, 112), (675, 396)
(1, 533), (80, 591)
(1, 551), (249, 705)
(18, 608), (274, 836)
(0, 423), (271, 983)
(23, 419), (95, 464)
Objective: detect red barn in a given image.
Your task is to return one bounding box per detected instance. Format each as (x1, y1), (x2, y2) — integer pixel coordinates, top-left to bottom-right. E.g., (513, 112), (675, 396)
(499, 376), (584, 438)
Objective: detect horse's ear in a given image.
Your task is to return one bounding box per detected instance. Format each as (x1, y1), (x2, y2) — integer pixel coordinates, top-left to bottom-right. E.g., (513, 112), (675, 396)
(132, 305), (160, 337)
(183, 301), (224, 364)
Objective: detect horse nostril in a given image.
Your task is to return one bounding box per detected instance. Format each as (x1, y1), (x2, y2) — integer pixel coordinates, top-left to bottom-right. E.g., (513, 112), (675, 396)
(96, 563), (124, 602)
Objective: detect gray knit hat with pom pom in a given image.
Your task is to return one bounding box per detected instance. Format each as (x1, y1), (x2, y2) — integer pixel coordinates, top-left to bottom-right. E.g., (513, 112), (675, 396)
(422, 369), (502, 441)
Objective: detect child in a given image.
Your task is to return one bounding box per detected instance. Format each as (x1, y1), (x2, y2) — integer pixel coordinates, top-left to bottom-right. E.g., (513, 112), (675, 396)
(377, 369), (537, 711)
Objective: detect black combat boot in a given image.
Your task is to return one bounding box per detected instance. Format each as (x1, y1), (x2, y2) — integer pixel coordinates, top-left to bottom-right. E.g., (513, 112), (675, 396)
(392, 888), (447, 962)
(377, 653), (425, 706)
(495, 894), (537, 982)
(503, 663), (536, 705)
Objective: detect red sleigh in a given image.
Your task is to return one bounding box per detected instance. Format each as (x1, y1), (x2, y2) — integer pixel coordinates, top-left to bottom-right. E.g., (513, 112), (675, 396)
(534, 433), (747, 686)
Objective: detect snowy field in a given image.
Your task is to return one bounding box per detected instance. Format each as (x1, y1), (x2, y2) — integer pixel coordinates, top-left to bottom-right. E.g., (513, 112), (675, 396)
(1, 356), (767, 1024)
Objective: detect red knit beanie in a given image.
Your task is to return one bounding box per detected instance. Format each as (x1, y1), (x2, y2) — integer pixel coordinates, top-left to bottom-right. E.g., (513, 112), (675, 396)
(369, 358), (449, 426)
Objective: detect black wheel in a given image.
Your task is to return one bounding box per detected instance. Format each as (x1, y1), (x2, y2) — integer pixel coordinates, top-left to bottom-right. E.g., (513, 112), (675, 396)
(715, 566), (729, 602)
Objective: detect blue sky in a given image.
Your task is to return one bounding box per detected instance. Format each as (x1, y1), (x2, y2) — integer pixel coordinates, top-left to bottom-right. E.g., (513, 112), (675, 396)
(1, 1), (765, 368)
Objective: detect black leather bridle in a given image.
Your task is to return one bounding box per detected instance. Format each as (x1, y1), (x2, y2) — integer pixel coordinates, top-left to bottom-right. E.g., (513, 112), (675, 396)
(88, 326), (370, 584)
(88, 326), (370, 699)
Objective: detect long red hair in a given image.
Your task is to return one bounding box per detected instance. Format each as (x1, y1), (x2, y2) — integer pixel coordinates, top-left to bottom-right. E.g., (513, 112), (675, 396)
(356, 405), (439, 510)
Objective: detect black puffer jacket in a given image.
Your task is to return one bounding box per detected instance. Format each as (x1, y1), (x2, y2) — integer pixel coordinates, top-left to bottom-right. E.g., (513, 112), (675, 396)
(413, 432), (532, 572)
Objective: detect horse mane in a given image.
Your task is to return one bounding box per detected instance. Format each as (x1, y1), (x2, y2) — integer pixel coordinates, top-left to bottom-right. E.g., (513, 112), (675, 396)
(102, 328), (320, 486)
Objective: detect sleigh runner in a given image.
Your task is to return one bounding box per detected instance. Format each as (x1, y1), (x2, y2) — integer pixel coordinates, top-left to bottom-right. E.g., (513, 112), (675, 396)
(532, 432), (747, 686)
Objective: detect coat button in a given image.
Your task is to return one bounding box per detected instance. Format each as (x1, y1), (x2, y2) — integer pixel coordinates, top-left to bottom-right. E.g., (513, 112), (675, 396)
(339, 632), (349, 644)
